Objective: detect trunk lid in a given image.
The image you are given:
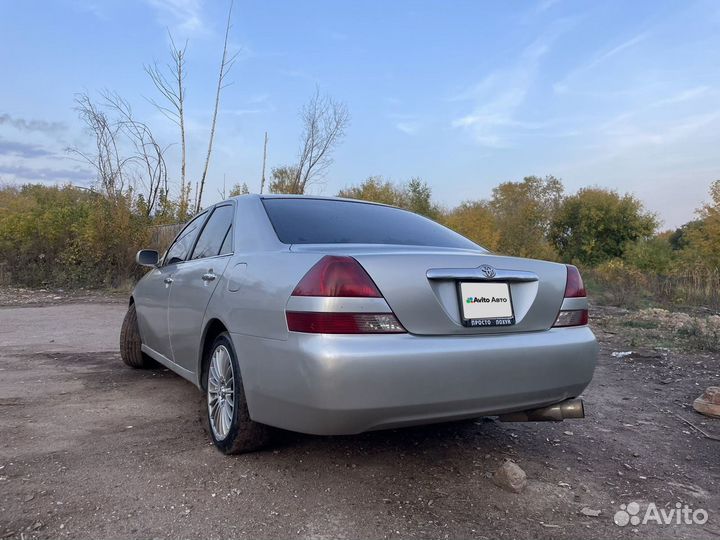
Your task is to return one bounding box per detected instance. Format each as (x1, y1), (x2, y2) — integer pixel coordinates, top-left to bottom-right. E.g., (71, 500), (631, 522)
(290, 244), (567, 335)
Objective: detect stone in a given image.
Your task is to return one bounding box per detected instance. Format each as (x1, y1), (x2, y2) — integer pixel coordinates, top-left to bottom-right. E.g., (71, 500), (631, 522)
(492, 460), (527, 493)
(693, 386), (720, 418)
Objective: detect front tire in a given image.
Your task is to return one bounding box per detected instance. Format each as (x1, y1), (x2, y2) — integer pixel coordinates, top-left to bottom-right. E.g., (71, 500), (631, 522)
(120, 303), (157, 369)
(205, 332), (273, 454)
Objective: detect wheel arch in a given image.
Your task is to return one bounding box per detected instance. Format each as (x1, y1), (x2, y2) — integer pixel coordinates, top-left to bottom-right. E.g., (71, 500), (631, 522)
(198, 318), (230, 391)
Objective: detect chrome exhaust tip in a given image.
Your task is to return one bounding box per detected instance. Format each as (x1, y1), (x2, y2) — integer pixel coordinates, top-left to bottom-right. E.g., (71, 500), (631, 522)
(498, 398), (585, 422)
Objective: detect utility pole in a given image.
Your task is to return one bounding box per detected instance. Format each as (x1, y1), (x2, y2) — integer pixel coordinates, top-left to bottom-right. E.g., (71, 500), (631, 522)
(260, 131), (268, 194)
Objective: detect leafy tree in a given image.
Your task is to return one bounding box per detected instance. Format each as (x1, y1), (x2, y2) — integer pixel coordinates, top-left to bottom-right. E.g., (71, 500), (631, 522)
(624, 233), (675, 274)
(337, 176), (439, 218)
(338, 176), (405, 206)
(669, 220), (704, 250)
(679, 179), (720, 270)
(490, 175), (563, 259)
(269, 165), (301, 194)
(550, 187), (657, 266)
(228, 182), (249, 196)
(405, 177), (439, 219)
(441, 201), (499, 250)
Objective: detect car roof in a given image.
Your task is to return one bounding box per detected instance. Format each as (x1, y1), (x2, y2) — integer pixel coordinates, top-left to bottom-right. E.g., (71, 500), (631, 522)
(229, 193), (395, 208)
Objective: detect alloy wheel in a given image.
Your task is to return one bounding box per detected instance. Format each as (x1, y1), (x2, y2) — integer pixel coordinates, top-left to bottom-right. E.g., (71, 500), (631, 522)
(207, 344), (235, 440)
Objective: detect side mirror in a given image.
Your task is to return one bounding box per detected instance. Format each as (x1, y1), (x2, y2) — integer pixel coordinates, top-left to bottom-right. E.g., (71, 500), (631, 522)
(136, 249), (159, 267)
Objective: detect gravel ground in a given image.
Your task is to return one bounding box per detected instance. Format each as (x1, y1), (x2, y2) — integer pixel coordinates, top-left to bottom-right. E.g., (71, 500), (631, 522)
(0, 295), (718, 539)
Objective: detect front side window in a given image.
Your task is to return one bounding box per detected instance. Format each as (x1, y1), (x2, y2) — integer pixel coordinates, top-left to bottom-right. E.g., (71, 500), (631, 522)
(165, 212), (207, 265)
(190, 205), (234, 260)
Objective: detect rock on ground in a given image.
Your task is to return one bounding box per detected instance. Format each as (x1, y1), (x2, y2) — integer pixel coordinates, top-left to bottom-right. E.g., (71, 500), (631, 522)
(493, 460), (527, 493)
(694, 386), (720, 418)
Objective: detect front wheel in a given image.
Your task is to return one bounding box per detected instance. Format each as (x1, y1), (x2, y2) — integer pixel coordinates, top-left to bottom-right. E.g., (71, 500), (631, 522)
(120, 303), (158, 369)
(205, 333), (273, 454)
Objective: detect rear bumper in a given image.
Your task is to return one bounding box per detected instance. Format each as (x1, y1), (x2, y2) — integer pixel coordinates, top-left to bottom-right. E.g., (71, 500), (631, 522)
(232, 326), (598, 435)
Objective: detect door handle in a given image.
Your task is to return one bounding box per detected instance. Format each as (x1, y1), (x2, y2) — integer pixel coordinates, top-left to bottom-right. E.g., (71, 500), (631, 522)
(164, 277), (174, 285)
(202, 273), (216, 282)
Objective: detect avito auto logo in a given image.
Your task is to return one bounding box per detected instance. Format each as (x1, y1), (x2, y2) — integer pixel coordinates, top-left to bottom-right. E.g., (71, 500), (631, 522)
(466, 296), (508, 304)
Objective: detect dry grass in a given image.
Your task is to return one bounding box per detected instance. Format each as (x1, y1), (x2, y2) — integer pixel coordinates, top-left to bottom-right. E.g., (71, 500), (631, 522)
(586, 262), (720, 311)
(595, 306), (720, 353)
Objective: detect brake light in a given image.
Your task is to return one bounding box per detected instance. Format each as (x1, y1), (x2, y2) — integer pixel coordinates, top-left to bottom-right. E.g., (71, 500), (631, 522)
(287, 256), (406, 334)
(292, 256), (381, 297)
(564, 264), (586, 298)
(553, 265), (588, 328)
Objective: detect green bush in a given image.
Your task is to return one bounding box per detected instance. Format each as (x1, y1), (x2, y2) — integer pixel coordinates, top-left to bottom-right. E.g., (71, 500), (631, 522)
(0, 185), (150, 288)
(585, 259), (650, 307)
(550, 188), (657, 266)
(623, 235), (675, 274)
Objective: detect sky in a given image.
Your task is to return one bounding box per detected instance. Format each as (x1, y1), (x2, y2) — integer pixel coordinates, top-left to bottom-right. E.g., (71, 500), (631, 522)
(1, 0), (719, 229)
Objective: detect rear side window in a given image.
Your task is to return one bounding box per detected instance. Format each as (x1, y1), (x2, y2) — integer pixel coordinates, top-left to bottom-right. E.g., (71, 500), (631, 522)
(219, 226), (233, 255)
(165, 212), (207, 264)
(191, 205), (234, 260)
(262, 198), (479, 249)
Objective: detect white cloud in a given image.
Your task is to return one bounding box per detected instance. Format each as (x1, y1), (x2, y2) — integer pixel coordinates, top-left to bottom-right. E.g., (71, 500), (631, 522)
(537, 0), (562, 13)
(650, 86), (710, 108)
(395, 121), (420, 136)
(594, 32), (649, 64)
(222, 94), (275, 117)
(554, 32), (649, 95)
(596, 86), (716, 144)
(146, 0), (205, 34)
(601, 111), (720, 151)
(450, 31), (561, 147)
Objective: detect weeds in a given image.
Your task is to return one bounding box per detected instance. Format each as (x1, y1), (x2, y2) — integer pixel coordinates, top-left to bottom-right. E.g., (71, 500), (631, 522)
(607, 308), (720, 352)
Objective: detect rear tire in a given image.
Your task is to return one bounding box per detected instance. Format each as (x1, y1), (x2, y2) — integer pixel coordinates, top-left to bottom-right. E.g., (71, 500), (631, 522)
(204, 332), (273, 454)
(120, 303), (157, 369)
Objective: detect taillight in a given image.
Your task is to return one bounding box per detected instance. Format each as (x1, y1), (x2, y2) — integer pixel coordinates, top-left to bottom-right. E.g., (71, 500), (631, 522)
(285, 255), (406, 334)
(563, 264), (586, 297)
(553, 309), (588, 327)
(292, 255), (381, 297)
(287, 256), (406, 334)
(553, 264), (588, 328)
(286, 312), (405, 334)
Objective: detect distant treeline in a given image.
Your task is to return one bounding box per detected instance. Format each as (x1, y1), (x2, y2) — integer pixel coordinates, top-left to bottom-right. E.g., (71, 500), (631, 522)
(337, 175), (720, 308)
(0, 176), (718, 309)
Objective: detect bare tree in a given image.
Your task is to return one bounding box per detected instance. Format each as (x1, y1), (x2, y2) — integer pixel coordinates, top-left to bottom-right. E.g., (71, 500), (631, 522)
(69, 92), (168, 217)
(260, 131), (268, 194)
(294, 88), (349, 193)
(196, 0), (238, 212)
(270, 89), (349, 194)
(145, 33), (189, 217)
(69, 93), (127, 199)
(101, 90), (168, 216)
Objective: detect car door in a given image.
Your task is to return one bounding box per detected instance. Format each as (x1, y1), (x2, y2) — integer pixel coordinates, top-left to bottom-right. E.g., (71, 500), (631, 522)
(135, 212), (208, 362)
(168, 203), (235, 373)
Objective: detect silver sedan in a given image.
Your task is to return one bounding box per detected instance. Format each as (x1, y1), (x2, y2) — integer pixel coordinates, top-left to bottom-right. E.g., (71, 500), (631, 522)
(121, 195), (597, 454)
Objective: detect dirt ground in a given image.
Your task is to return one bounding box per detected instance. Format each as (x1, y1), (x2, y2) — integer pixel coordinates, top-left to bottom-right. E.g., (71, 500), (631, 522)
(0, 291), (718, 540)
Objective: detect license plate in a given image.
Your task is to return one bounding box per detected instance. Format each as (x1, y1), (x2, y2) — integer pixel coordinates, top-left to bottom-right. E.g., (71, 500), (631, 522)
(458, 282), (515, 327)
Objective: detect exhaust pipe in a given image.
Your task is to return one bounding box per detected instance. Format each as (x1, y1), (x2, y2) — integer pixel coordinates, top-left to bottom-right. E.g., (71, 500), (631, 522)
(499, 398), (585, 422)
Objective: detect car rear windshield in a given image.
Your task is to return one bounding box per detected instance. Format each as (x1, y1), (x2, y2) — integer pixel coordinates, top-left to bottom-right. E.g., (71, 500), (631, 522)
(262, 198), (480, 249)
